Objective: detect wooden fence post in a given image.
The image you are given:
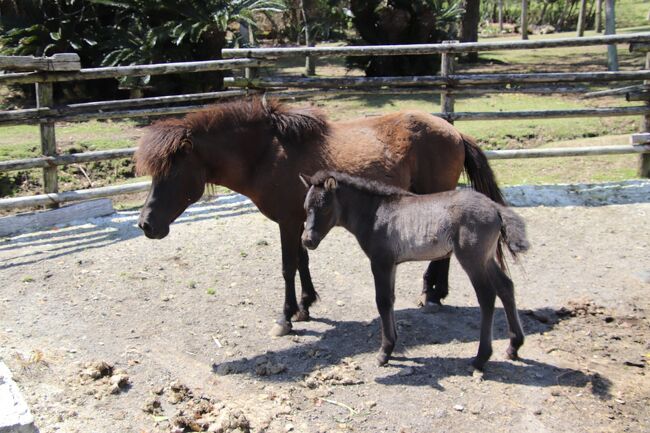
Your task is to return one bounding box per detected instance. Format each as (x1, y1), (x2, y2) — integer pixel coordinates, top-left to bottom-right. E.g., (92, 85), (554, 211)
(641, 52), (650, 177)
(441, 41), (457, 124)
(35, 81), (58, 205)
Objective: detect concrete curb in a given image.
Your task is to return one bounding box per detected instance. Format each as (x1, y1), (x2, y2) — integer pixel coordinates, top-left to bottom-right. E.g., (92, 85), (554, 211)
(0, 362), (37, 433)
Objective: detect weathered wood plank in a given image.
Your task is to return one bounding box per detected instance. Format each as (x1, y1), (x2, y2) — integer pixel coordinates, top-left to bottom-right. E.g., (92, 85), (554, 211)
(222, 33), (650, 58)
(0, 53), (80, 72)
(630, 132), (650, 144)
(447, 106), (650, 121)
(584, 84), (646, 98)
(0, 199), (114, 237)
(0, 58), (271, 85)
(484, 144), (650, 159)
(224, 71), (650, 89)
(0, 149), (136, 172)
(0, 182), (151, 211)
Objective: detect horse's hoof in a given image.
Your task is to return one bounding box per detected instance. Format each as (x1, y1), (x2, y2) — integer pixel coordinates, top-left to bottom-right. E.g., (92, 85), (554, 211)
(422, 302), (441, 313)
(376, 352), (390, 366)
(269, 322), (292, 337)
(505, 347), (519, 360)
(293, 309), (310, 322)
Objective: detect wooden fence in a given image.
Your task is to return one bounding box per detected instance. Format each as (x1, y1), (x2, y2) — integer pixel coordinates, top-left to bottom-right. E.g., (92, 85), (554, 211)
(1, 33), (650, 212)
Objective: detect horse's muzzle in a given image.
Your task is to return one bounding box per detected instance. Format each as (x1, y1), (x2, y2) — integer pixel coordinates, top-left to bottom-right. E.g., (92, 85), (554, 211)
(138, 217), (169, 240)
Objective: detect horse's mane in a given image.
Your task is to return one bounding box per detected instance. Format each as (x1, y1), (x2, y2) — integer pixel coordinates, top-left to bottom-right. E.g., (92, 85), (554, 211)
(311, 170), (414, 197)
(135, 97), (330, 177)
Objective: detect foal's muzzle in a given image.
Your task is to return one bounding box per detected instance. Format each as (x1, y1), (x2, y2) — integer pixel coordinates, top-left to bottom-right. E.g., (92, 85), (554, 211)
(301, 232), (321, 250)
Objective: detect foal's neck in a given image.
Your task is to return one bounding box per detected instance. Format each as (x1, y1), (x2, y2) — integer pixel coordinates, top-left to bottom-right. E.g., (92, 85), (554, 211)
(336, 186), (384, 241)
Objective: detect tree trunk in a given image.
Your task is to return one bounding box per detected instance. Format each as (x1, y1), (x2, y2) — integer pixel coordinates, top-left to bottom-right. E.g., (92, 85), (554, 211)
(299, 0), (315, 76)
(605, 0), (618, 71)
(577, 0), (588, 36)
(498, 0), (504, 32)
(595, 0), (603, 32)
(521, 0), (529, 40)
(460, 0), (481, 62)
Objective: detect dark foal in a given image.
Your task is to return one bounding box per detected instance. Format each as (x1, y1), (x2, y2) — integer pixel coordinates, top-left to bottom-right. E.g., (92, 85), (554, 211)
(301, 171), (530, 370)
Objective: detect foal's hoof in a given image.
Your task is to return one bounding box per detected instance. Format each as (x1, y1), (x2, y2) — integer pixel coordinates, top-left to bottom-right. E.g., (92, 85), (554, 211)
(269, 322), (292, 337)
(505, 346), (519, 360)
(470, 357), (486, 372)
(376, 352), (390, 366)
(293, 309), (310, 322)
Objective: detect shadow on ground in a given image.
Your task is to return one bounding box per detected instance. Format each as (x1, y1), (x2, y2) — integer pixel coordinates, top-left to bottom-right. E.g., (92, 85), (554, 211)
(213, 305), (612, 398)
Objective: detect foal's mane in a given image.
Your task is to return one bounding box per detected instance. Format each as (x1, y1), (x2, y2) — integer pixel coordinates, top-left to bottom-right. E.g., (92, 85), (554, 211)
(135, 97), (330, 177)
(312, 171), (414, 197)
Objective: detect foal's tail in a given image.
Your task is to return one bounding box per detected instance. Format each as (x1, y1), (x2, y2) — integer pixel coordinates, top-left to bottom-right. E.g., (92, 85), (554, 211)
(461, 133), (509, 269)
(497, 205), (531, 260)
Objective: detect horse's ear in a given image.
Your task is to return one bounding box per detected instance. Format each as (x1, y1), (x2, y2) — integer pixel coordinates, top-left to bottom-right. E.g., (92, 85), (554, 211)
(298, 173), (311, 188)
(179, 137), (193, 153)
(324, 177), (338, 191)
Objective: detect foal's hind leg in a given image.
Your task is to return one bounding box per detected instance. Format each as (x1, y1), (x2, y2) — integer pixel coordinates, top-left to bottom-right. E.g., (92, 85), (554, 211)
(457, 252), (497, 370)
(489, 261), (525, 360)
(295, 245), (319, 322)
(419, 259), (450, 309)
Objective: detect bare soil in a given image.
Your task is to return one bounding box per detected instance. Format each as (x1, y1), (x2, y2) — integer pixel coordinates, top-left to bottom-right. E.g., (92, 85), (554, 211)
(0, 196), (648, 433)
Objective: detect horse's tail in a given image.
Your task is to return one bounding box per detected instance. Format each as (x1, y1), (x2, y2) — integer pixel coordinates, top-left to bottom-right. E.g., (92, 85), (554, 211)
(461, 133), (509, 269)
(497, 204), (531, 260)
(461, 133), (505, 205)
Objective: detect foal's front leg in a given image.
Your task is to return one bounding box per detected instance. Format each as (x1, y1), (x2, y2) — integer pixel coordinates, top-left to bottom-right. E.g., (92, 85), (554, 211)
(269, 223), (301, 337)
(295, 245), (319, 322)
(371, 261), (397, 366)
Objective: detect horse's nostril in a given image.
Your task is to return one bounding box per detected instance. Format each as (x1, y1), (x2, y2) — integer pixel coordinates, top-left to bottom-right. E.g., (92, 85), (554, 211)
(139, 221), (152, 234)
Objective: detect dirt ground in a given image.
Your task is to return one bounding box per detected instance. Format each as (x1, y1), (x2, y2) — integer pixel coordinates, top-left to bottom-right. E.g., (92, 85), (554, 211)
(0, 192), (648, 433)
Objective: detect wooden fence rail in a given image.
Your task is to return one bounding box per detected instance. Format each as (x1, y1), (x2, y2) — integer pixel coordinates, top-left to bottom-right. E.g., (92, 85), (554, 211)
(1, 34), (650, 213)
(1, 144), (649, 211)
(221, 33), (650, 57)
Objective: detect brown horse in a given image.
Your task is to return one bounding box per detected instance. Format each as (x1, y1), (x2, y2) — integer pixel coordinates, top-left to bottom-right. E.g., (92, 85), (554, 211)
(135, 97), (505, 336)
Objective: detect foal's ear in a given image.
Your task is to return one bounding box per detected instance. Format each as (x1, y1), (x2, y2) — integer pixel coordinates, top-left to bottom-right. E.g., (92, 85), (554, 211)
(324, 177), (338, 191)
(298, 173), (311, 188)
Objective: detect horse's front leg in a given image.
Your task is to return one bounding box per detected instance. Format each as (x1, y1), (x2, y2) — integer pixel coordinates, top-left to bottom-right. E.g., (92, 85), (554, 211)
(295, 245), (319, 322)
(371, 260), (397, 366)
(269, 223), (302, 337)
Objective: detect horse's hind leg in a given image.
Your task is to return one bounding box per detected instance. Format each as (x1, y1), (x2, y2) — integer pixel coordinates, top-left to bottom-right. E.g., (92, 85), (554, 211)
(371, 261), (398, 366)
(295, 245), (319, 322)
(490, 261), (525, 360)
(419, 259), (450, 308)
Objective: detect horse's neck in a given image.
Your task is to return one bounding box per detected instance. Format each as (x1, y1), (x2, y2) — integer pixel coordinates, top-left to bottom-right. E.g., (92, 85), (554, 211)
(337, 186), (383, 244)
(198, 128), (272, 197)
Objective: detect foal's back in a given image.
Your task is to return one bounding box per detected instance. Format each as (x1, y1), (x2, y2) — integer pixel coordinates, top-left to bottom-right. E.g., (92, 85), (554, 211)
(372, 189), (503, 264)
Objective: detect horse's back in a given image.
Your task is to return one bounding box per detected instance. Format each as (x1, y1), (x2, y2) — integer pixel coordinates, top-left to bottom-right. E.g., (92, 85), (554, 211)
(327, 110), (465, 193)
